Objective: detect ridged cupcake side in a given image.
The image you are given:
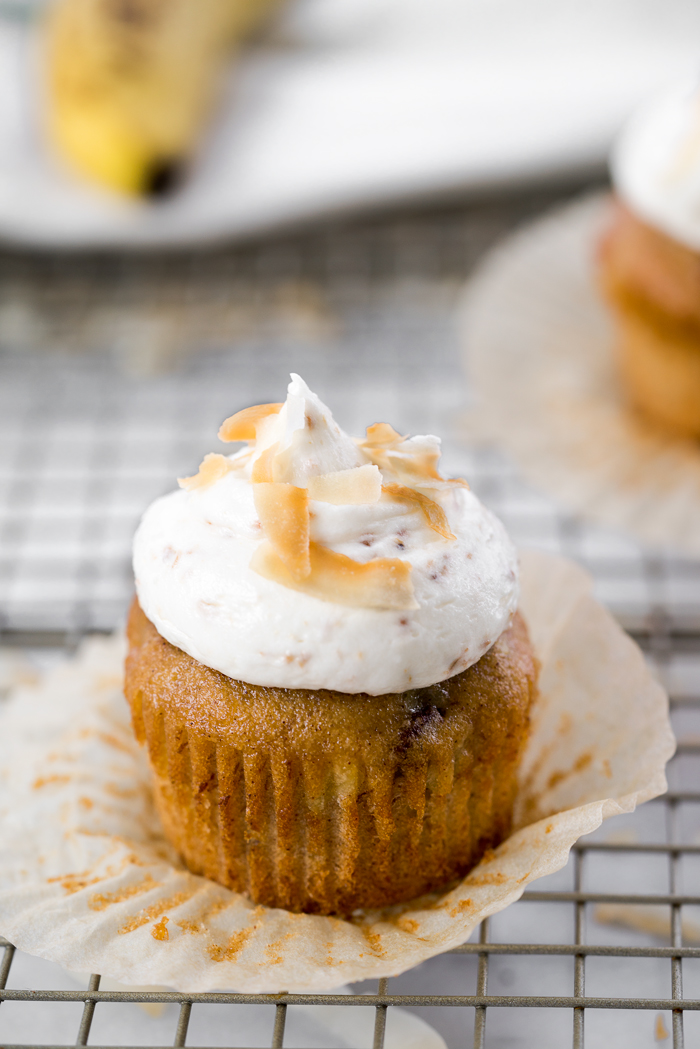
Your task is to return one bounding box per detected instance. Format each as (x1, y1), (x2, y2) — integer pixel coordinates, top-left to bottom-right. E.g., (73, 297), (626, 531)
(125, 600), (536, 915)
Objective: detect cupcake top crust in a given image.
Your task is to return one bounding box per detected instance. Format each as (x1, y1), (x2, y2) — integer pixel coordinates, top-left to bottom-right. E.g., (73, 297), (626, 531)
(133, 375), (518, 695)
(613, 79), (700, 252)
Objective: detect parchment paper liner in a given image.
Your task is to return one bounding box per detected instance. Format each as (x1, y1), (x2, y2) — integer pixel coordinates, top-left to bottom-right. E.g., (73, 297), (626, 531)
(459, 193), (700, 555)
(0, 550), (674, 992)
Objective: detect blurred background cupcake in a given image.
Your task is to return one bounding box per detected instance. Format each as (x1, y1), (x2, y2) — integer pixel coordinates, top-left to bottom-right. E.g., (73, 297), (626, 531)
(601, 79), (700, 437)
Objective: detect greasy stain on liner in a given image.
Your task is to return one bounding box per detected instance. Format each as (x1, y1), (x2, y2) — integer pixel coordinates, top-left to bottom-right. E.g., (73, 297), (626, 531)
(119, 891), (192, 934)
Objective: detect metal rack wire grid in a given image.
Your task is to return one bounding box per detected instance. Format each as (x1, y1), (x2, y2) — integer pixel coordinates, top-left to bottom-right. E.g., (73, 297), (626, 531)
(0, 182), (698, 1049)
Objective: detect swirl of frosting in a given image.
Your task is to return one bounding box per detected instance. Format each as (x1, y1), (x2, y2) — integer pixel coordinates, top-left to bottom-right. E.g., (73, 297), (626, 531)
(613, 79), (700, 251)
(133, 375), (518, 695)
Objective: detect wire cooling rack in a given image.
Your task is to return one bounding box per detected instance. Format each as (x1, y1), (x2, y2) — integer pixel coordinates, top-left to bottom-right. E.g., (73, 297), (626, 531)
(1, 182), (699, 1048)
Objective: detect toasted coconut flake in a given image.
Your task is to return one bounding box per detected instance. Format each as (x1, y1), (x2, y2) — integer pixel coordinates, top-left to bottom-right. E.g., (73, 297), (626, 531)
(365, 447), (469, 490)
(363, 422), (405, 447)
(392, 454), (470, 488)
(253, 483), (310, 579)
(417, 477), (470, 490)
(251, 541), (417, 610)
(382, 483), (456, 540)
(251, 442), (279, 484)
(360, 425), (469, 489)
(361, 441), (442, 485)
(382, 449), (443, 484)
(218, 403), (283, 443)
(178, 453), (234, 491)
(307, 465), (382, 505)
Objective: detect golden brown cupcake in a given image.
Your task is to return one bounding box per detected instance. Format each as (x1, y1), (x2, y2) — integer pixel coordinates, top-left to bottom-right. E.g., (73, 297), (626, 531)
(600, 82), (700, 437)
(126, 374), (536, 914)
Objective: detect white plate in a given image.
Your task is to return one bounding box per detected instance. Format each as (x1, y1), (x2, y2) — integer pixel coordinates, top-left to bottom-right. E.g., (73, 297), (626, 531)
(3, 0), (700, 248)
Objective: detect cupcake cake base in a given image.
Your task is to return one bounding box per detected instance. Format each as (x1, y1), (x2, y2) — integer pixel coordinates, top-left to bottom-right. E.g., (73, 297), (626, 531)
(599, 204), (700, 438)
(126, 600), (537, 915)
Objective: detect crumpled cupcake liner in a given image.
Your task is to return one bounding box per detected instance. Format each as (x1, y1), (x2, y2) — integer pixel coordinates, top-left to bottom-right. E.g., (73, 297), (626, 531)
(0, 550), (674, 992)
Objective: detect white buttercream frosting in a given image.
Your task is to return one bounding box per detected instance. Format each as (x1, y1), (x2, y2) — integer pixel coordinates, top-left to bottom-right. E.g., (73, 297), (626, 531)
(613, 79), (700, 251)
(133, 375), (518, 695)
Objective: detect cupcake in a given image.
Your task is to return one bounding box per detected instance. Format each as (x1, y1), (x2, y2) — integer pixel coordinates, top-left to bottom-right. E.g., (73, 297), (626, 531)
(600, 80), (700, 437)
(125, 375), (536, 915)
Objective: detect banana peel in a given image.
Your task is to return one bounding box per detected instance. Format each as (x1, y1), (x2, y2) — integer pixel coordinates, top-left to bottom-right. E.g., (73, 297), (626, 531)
(44, 0), (280, 197)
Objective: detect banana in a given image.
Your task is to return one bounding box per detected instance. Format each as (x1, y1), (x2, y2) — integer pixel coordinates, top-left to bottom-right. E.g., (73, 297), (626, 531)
(44, 0), (279, 196)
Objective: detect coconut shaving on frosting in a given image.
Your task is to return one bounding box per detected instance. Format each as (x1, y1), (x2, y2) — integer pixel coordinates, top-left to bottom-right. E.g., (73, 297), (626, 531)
(133, 375), (518, 695)
(613, 79), (700, 252)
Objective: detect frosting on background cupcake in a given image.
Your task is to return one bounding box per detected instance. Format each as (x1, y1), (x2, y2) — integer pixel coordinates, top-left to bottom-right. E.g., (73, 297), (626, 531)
(613, 79), (700, 251)
(133, 375), (518, 695)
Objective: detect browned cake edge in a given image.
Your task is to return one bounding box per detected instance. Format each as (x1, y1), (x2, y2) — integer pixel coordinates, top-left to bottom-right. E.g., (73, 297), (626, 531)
(125, 599), (537, 915)
(599, 204), (700, 437)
